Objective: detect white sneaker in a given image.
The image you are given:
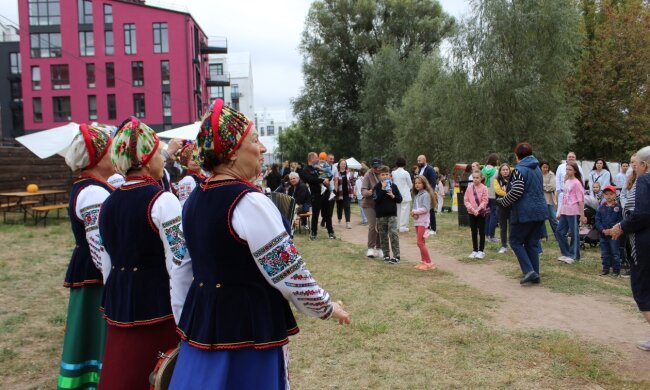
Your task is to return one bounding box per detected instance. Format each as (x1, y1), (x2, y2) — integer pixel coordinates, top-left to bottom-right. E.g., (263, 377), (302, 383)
(375, 249), (384, 258)
(430, 230), (436, 235)
(558, 256), (575, 264)
(398, 227), (409, 233)
(476, 251), (485, 259)
(498, 247), (507, 254)
(366, 249), (375, 258)
(468, 251), (478, 258)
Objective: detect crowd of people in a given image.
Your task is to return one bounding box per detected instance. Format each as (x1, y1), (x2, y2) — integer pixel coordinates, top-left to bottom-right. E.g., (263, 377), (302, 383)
(56, 96), (650, 388)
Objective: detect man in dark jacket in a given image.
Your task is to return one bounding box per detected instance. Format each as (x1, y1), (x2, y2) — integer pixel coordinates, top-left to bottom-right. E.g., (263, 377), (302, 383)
(417, 155), (438, 232)
(300, 152), (335, 240)
(497, 142), (548, 284)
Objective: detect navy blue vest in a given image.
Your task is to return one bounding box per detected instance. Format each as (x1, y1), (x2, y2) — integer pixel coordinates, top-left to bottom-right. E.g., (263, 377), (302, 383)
(65, 176), (114, 288)
(510, 156), (548, 224)
(99, 181), (173, 326)
(178, 179), (299, 349)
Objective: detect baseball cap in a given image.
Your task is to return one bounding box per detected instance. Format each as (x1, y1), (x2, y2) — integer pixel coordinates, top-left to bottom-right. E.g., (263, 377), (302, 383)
(371, 157), (381, 168)
(603, 185), (617, 193)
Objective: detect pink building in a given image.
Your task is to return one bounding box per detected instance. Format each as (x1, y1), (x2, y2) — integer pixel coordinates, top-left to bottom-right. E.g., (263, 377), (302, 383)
(18, 0), (228, 132)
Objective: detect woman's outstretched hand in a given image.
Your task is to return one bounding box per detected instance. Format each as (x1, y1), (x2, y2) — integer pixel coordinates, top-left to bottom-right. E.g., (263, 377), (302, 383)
(332, 301), (351, 325)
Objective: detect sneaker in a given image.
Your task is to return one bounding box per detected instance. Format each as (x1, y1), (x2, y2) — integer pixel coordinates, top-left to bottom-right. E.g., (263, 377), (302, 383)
(622, 270), (631, 278)
(637, 341), (650, 351)
(328, 233), (336, 240)
(468, 251), (478, 259)
(476, 251), (485, 259)
(558, 256), (575, 264)
(309, 235), (316, 241)
(599, 269), (610, 276)
(498, 247), (507, 254)
(389, 257), (400, 264)
(383, 256), (391, 263)
(375, 249), (384, 258)
(346, 222), (352, 229)
(430, 230), (436, 236)
(328, 192), (336, 201)
(366, 248), (375, 258)
(612, 270), (620, 277)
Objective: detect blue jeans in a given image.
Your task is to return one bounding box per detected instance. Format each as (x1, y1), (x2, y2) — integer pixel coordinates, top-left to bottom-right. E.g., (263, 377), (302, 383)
(359, 204), (367, 224)
(541, 204), (558, 238)
(485, 198), (498, 237)
(600, 236), (621, 271)
(509, 221), (544, 275)
(555, 215), (580, 260)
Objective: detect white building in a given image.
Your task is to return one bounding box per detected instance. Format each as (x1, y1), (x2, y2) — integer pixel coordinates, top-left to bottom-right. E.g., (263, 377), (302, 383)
(208, 52), (254, 121)
(255, 109), (293, 165)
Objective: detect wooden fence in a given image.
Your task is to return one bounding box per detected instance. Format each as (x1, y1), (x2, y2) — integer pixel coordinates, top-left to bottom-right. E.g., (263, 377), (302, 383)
(0, 146), (73, 194)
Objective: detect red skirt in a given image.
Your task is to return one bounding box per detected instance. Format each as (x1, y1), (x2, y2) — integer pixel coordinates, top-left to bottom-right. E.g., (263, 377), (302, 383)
(98, 318), (179, 389)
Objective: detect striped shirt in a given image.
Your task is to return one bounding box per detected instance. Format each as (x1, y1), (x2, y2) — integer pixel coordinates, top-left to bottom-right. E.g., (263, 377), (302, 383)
(497, 169), (524, 208)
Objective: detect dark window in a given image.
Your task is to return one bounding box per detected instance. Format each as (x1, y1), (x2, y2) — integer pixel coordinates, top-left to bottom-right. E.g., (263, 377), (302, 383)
(131, 61), (144, 86)
(50, 64), (70, 89)
(260, 127), (265, 136)
(10, 80), (22, 103)
(31, 66), (41, 90)
(9, 53), (20, 74)
(162, 92), (171, 117)
(267, 126), (274, 136)
(106, 62), (115, 87)
(30, 33), (62, 58)
(231, 84), (239, 99)
(153, 23), (169, 53)
(33, 97), (43, 123)
(53, 96), (71, 122)
(79, 31), (95, 56)
(209, 63), (224, 80)
(107, 94), (116, 119)
(104, 30), (114, 55)
(104, 4), (112, 24)
(88, 95), (97, 120)
(278, 126), (283, 135)
(124, 24), (137, 54)
(78, 0), (92, 24)
(86, 63), (95, 88)
(12, 107), (23, 130)
(28, 0), (60, 26)
(133, 93), (145, 118)
(160, 60), (170, 85)
(210, 86), (224, 100)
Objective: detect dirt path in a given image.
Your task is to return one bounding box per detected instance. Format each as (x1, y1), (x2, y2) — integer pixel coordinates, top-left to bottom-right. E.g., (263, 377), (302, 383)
(329, 221), (650, 381)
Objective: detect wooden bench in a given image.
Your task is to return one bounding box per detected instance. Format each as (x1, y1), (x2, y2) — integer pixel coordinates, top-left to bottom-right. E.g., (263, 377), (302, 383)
(32, 203), (68, 226)
(295, 212), (312, 234)
(2, 200), (40, 223)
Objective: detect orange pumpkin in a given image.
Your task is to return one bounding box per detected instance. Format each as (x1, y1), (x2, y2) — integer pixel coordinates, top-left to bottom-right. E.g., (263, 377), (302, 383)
(26, 184), (39, 193)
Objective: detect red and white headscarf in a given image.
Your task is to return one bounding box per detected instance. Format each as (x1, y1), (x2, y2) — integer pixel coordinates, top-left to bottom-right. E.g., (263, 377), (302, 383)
(65, 123), (113, 171)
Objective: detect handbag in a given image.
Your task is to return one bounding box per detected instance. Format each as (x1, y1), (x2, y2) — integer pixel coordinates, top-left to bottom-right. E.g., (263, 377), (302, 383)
(472, 186), (491, 217)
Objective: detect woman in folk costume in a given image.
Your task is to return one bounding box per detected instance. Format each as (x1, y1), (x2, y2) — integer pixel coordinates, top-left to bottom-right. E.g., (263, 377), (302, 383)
(169, 99), (351, 390)
(176, 141), (206, 207)
(58, 124), (114, 390)
(97, 117), (193, 389)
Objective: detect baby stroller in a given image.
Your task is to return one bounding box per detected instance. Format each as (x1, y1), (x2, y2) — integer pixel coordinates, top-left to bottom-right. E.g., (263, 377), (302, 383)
(579, 197), (600, 249)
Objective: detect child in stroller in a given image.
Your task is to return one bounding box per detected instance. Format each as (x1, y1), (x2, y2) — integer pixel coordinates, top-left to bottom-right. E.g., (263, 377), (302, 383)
(580, 195), (600, 249)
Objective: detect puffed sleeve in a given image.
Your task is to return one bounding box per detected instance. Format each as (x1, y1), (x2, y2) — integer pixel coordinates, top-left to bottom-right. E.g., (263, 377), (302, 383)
(232, 192), (334, 319)
(150, 192), (193, 324)
(76, 185), (112, 283)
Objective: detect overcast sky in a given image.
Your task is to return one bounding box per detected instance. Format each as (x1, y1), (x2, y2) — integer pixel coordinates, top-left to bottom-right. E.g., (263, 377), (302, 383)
(0, 0), (470, 114)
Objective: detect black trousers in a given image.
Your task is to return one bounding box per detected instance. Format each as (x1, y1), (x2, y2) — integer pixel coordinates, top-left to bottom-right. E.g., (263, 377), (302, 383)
(336, 197), (351, 222)
(497, 205), (510, 247)
(430, 209), (437, 231)
(312, 192), (333, 236)
(469, 214), (486, 251)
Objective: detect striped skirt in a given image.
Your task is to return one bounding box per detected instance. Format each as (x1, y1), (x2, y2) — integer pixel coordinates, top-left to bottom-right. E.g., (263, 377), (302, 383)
(57, 285), (106, 390)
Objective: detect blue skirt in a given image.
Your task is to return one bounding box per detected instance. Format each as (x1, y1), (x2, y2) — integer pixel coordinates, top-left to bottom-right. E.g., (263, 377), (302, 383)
(169, 341), (287, 390)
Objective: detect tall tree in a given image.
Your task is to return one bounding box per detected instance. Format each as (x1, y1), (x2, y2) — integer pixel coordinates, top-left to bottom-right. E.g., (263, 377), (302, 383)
(276, 123), (318, 163)
(293, 0), (454, 159)
(574, 0), (650, 161)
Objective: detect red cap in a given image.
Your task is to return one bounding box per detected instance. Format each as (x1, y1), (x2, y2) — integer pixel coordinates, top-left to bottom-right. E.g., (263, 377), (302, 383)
(603, 185), (617, 193)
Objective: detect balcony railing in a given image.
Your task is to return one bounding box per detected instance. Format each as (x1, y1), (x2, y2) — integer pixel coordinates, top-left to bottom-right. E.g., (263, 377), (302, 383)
(206, 73), (230, 87)
(201, 36), (228, 54)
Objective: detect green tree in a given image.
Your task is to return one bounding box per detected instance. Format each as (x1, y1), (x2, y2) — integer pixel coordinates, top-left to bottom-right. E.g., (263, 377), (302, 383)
(293, 0), (455, 159)
(276, 123), (318, 163)
(574, 0), (650, 161)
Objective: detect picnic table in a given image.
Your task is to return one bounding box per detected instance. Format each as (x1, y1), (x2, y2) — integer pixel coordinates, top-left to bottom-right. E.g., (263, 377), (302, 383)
(0, 189), (67, 223)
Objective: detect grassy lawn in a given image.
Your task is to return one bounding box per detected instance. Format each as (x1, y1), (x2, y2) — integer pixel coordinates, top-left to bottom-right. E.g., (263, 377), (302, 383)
(0, 217), (647, 389)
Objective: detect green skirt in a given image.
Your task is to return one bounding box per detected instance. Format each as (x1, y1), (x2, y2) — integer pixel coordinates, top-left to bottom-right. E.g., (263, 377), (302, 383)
(57, 285), (106, 390)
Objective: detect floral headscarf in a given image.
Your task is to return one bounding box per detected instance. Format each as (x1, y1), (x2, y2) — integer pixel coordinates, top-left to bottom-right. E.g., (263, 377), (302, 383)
(197, 99), (253, 170)
(178, 141), (201, 170)
(111, 117), (160, 174)
(65, 123), (113, 171)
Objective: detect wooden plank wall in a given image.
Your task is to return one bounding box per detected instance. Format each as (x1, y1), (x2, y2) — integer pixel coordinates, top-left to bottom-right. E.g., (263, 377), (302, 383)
(0, 146), (73, 194)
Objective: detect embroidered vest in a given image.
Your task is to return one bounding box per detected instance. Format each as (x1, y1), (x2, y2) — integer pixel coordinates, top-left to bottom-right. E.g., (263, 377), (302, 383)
(65, 176), (113, 288)
(177, 179), (299, 349)
(99, 182), (173, 326)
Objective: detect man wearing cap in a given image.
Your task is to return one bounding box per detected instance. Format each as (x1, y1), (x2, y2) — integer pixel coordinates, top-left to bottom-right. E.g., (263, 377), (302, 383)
(361, 158), (384, 257)
(596, 184), (623, 277)
(417, 155), (438, 233)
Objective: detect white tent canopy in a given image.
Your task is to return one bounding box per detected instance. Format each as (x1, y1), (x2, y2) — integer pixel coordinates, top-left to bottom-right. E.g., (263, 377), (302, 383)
(156, 122), (201, 140)
(345, 157), (362, 170)
(15, 122), (79, 159)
